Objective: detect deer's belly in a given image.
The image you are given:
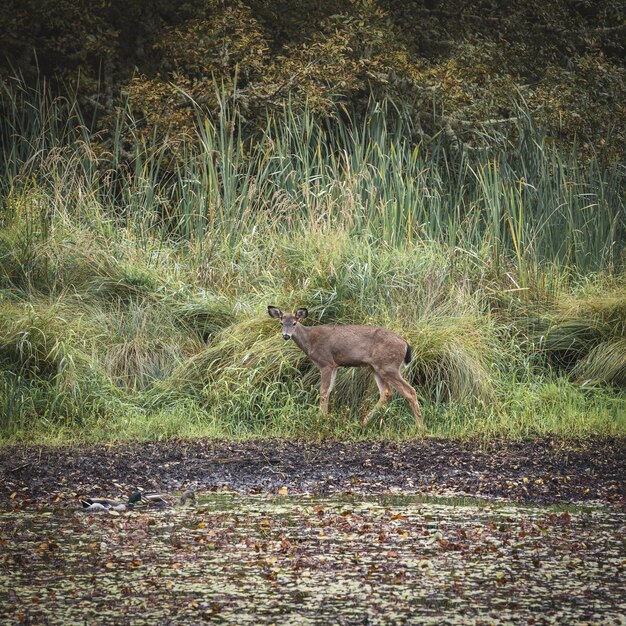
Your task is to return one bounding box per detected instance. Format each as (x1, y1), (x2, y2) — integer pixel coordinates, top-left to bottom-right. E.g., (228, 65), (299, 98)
(333, 353), (370, 367)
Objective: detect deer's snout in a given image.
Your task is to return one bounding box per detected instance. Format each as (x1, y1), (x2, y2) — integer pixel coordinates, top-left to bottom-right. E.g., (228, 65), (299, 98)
(283, 333), (291, 340)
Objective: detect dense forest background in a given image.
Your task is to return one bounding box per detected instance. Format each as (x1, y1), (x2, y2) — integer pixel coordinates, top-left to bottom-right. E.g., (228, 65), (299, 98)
(2, 0), (625, 156)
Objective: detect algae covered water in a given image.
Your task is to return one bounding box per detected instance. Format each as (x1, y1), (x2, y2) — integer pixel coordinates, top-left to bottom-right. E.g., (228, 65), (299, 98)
(1, 493), (624, 624)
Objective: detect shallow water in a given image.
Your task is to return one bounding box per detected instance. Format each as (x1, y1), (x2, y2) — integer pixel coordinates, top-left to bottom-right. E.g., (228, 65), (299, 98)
(1, 494), (624, 624)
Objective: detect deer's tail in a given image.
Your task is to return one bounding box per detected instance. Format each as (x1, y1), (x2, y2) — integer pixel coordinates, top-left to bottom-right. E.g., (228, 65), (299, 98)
(404, 343), (412, 365)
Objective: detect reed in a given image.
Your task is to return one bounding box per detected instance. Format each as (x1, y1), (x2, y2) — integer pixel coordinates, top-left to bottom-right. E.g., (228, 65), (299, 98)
(0, 78), (623, 442)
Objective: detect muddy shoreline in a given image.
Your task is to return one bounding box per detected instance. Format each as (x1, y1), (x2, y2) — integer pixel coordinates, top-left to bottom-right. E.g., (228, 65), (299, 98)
(1, 437), (624, 509)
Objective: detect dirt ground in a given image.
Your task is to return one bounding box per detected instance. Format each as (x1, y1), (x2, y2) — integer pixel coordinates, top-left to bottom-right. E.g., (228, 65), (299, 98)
(1, 437), (624, 509)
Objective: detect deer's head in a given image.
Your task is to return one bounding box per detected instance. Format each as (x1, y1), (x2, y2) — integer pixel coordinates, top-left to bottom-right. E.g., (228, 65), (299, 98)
(268, 306), (308, 340)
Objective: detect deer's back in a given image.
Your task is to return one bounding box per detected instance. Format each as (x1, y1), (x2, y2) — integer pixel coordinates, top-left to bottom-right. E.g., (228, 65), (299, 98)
(307, 324), (407, 368)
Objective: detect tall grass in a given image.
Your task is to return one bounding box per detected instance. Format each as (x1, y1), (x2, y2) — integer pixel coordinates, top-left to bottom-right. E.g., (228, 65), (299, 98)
(0, 78), (624, 442)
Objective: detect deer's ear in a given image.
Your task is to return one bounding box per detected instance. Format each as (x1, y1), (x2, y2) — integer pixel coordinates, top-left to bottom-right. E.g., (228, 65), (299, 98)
(267, 306), (282, 319)
(295, 307), (308, 320)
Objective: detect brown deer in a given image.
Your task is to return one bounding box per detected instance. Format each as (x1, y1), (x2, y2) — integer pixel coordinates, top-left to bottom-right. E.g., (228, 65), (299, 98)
(268, 306), (423, 428)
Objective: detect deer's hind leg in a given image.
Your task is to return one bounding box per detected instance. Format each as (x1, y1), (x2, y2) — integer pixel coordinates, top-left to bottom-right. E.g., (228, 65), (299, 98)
(385, 367), (423, 429)
(361, 370), (393, 426)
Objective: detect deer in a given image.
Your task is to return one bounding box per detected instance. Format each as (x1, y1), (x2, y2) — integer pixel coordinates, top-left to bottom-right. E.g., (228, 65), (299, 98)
(268, 306), (423, 429)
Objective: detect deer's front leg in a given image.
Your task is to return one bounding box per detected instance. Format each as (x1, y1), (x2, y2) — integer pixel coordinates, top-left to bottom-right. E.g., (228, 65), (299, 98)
(319, 366), (337, 416)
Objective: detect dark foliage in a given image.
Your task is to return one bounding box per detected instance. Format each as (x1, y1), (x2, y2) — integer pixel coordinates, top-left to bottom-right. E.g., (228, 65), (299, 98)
(1, 0), (625, 155)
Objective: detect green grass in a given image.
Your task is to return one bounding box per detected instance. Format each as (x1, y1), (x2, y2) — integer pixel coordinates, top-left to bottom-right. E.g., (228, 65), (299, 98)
(0, 79), (624, 443)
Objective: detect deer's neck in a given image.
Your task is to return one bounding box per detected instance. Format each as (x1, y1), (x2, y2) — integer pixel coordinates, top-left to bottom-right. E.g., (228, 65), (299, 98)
(292, 323), (312, 356)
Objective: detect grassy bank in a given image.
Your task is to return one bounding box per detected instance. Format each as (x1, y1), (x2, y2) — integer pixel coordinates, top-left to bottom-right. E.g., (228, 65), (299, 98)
(0, 81), (624, 442)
